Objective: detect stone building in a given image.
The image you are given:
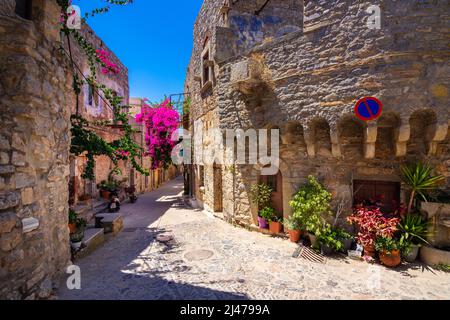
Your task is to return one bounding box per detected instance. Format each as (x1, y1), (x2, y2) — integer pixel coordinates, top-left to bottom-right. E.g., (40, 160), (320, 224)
(0, 0), (178, 299)
(68, 24), (132, 209)
(0, 0), (74, 299)
(185, 0), (450, 227)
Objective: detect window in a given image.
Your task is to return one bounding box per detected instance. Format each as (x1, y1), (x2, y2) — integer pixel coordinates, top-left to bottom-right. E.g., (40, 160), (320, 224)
(87, 84), (94, 106)
(15, 0), (32, 20)
(201, 39), (213, 91)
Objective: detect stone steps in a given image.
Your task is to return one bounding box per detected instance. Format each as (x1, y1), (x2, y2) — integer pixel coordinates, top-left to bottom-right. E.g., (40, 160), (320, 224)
(95, 213), (123, 235)
(73, 227), (105, 260)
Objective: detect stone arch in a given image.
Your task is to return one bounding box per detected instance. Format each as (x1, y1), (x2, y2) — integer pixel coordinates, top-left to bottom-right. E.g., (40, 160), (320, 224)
(282, 121), (306, 147)
(309, 118), (332, 157)
(376, 112), (400, 159)
(407, 109), (437, 157)
(338, 115), (364, 159)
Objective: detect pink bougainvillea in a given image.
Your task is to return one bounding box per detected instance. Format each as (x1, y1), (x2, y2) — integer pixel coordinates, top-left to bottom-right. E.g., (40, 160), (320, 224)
(96, 49), (120, 75)
(135, 98), (180, 169)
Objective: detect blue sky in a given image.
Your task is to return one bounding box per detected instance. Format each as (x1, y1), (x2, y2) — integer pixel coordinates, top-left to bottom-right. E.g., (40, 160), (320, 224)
(73, 0), (203, 102)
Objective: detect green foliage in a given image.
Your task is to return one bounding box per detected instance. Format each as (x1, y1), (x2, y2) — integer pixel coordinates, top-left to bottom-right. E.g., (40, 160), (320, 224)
(317, 225), (343, 251)
(434, 264), (450, 273)
(70, 115), (117, 180)
(289, 175), (332, 235)
(374, 236), (401, 253)
(259, 207), (276, 222)
(76, 218), (87, 230)
(401, 162), (445, 213)
(284, 216), (302, 231)
(250, 183), (273, 209)
(335, 228), (353, 240)
(97, 180), (119, 192)
(398, 214), (430, 253)
(68, 209), (77, 224)
(58, 1), (148, 181)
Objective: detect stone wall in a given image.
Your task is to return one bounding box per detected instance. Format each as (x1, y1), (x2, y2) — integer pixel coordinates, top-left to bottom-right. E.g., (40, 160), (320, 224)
(186, 0), (450, 227)
(0, 0), (72, 299)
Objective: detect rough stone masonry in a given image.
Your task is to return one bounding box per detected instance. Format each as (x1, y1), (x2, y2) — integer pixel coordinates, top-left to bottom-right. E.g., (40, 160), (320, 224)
(0, 1), (73, 299)
(185, 1), (450, 227)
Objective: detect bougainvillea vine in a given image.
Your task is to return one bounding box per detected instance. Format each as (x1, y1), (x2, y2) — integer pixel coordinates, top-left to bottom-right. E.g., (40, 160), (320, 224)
(135, 99), (180, 169)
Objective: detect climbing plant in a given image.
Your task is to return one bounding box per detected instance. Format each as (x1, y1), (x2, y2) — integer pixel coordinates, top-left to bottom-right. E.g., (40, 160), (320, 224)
(135, 99), (180, 170)
(57, 0), (148, 180)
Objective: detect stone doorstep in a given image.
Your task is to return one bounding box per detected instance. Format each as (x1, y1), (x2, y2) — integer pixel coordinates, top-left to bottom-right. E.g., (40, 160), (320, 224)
(73, 228), (105, 260)
(95, 213), (123, 235)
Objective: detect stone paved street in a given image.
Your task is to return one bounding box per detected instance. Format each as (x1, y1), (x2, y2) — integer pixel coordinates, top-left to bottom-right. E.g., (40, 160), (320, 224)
(58, 177), (450, 300)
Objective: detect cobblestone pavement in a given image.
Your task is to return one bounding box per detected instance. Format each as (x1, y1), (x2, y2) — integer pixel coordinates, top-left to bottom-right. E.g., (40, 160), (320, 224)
(59, 177), (450, 300)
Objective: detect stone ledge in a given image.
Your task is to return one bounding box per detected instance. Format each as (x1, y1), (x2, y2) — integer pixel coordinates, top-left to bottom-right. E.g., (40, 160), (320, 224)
(247, 224), (288, 239)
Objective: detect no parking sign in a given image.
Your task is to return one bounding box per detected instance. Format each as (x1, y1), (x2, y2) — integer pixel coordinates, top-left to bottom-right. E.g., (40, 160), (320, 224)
(354, 97), (383, 121)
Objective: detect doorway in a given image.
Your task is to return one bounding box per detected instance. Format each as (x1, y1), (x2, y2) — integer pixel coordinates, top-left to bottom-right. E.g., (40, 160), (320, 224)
(260, 170), (283, 217)
(213, 164), (223, 212)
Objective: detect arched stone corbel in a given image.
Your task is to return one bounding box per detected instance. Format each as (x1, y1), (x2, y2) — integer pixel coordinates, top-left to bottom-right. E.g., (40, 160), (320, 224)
(426, 121), (449, 156)
(329, 123), (342, 158)
(364, 121), (378, 159)
(393, 117), (411, 157)
(303, 127), (315, 157)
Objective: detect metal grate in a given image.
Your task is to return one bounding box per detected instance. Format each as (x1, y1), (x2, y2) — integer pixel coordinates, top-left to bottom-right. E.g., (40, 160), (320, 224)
(298, 245), (327, 264)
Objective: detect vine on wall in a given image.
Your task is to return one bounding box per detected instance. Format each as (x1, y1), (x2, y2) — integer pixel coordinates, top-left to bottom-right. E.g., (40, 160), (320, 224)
(57, 0), (148, 180)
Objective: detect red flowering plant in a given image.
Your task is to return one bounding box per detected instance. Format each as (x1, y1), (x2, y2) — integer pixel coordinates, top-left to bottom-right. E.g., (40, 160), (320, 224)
(135, 98), (180, 169)
(347, 206), (400, 247)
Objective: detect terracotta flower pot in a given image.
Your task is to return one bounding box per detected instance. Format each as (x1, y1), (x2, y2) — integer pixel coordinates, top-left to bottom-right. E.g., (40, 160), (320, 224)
(364, 244), (376, 257)
(269, 221), (282, 234)
(288, 230), (302, 243)
(379, 250), (401, 267)
(68, 223), (76, 234)
(100, 190), (111, 200)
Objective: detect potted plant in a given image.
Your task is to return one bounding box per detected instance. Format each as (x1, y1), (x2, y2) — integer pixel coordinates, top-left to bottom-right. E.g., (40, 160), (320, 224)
(398, 214), (429, 262)
(284, 216), (302, 243)
(97, 180), (118, 200)
(375, 236), (402, 267)
(317, 225), (343, 256)
(336, 228), (354, 252)
(70, 218), (86, 251)
(268, 214), (283, 234)
(289, 176), (332, 249)
(347, 207), (400, 258)
(401, 162), (445, 214)
(250, 183), (273, 229)
(68, 209), (77, 234)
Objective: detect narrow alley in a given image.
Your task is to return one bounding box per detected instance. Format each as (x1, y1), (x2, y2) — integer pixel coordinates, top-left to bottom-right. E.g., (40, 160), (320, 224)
(59, 177), (450, 300)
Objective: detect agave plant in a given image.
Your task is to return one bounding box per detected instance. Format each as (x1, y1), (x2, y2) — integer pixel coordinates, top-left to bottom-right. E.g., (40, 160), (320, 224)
(401, 162), (444, 214)
(398, 214), (430, 247)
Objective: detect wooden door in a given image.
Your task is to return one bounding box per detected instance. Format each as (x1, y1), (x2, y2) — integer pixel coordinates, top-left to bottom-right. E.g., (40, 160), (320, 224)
(353, 180), (401, 213)
(213, 164), (223, 212)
